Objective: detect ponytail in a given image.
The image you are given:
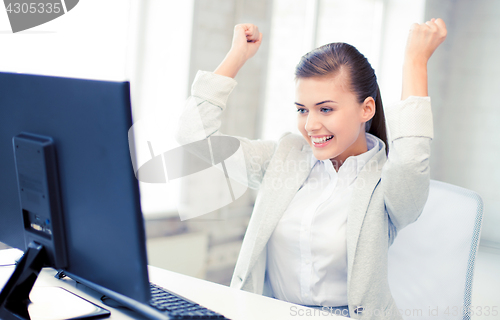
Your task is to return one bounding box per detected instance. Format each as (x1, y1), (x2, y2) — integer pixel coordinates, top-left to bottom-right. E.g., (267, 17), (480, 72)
(366, 84), (388, 155)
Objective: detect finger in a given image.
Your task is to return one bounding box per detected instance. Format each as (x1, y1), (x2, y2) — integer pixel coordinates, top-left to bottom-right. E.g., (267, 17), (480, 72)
(425, 20), (438, 32)
(245, 25), (260, 42)
(252, 32), (263, 45)
(234, 24), (247, 38)
(434, 18), (447, 35)
(243, 24), (252, 35)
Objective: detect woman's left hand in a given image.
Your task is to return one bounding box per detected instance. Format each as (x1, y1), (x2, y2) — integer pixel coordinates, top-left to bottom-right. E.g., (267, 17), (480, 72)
(404, 18), (447, 65)
(400, 18), (447, 99)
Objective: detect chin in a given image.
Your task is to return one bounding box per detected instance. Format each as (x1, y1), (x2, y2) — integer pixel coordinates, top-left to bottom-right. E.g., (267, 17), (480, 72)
(312, 150), (339, 162)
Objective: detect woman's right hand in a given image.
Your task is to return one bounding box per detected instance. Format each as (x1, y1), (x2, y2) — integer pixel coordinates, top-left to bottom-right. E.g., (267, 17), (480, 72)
(214, 24), (263, 78)
(229, 24), (263, 62)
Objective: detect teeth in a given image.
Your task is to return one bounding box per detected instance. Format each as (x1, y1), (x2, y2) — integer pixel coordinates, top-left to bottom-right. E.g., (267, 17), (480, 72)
(311, 135), (333, 143)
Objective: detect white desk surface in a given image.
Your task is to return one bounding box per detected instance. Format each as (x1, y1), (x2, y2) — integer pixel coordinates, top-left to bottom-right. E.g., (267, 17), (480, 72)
(0, 249), (349, 319)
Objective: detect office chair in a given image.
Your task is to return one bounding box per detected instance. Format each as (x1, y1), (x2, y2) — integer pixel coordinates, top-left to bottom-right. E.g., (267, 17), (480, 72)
(387, 179), (484, 320)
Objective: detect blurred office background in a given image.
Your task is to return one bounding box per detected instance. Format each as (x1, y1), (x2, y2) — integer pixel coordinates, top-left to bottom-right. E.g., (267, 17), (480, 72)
(0, 0), (498, 314)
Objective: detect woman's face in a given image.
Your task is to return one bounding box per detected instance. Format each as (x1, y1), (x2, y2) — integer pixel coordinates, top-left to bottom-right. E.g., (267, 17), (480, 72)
(295, 74), (375, 167)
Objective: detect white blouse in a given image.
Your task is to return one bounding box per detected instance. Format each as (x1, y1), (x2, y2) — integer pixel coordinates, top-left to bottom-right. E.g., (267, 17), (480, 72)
(266, 133), (381, 307)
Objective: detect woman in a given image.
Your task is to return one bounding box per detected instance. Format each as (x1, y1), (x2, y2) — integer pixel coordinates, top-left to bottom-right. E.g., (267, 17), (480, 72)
(176, 19), (447, 319)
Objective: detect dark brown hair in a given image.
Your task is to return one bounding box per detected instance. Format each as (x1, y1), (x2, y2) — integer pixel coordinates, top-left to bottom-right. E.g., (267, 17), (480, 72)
(295, 42), (389, 154)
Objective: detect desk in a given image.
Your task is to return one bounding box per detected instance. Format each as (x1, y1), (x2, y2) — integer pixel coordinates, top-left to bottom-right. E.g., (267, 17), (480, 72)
(0, 249), (349, 319)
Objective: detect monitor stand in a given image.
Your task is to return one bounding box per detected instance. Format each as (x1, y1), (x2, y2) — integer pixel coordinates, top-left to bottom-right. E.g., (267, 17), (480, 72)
(0, 241), (45, 320)
(0, 242), (110, 320)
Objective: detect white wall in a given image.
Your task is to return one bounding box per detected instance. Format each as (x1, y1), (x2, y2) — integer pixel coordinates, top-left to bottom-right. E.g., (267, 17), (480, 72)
(425, 0), (500, 248)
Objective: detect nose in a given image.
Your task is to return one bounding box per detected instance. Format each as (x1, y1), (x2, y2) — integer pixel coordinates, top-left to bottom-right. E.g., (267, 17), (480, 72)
(304, 112), (321, 133)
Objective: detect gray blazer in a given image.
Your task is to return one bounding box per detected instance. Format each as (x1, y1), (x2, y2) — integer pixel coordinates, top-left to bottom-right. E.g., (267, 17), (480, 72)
(176, 71), (434, 319)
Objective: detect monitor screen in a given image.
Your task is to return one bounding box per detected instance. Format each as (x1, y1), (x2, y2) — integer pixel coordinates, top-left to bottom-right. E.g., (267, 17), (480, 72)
(0, 72), (151, 304)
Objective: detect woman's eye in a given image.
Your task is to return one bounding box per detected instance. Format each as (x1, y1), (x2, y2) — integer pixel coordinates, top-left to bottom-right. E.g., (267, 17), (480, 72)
(296, 108), (307, 114)
(320, 108), (333, 113)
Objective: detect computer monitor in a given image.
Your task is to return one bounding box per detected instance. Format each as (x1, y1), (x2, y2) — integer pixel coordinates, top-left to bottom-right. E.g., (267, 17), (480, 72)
(0, 71), (166, 319)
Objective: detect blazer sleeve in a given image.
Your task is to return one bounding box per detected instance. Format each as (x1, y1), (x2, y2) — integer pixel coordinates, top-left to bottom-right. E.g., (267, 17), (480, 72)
(382, 96), (433, 237)
(175, 70), (278, 190)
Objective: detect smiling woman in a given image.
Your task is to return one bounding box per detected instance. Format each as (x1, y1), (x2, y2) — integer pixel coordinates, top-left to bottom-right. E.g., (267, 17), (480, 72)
(175, 17), (446, 320)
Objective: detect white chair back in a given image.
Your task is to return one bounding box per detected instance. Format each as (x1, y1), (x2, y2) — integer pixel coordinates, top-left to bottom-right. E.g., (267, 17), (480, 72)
(388, 179), (484, 320)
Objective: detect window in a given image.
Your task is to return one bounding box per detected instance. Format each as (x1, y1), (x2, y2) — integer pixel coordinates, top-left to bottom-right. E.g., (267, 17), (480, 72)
(128, 0), (194, 219)
(0, 0), (131, 81)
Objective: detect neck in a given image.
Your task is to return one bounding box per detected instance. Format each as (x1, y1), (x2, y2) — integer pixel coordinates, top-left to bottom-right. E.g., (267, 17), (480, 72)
(330, 132), (368, 171)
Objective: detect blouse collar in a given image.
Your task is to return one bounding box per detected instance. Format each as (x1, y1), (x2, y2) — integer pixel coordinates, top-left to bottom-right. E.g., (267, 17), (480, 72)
(309, 133), (381, 177)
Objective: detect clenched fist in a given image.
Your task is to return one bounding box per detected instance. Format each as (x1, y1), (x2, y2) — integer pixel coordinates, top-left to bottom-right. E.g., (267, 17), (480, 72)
(230, 24), (263, 62)
(405, 18), (447, 64)
(215, 23), (263, 78)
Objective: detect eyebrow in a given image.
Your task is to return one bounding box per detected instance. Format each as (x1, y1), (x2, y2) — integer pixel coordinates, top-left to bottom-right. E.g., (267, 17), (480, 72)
(294, 100), (337, 107)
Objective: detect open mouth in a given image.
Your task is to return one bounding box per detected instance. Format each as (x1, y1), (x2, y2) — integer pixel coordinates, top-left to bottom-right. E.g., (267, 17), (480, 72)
(311, 135), (334, 147)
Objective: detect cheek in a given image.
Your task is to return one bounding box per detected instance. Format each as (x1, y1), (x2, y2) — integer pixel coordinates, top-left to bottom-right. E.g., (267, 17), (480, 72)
(337, 111), (362, 132)
(321, 117), (341, 134)
(297, 117), (306, 132)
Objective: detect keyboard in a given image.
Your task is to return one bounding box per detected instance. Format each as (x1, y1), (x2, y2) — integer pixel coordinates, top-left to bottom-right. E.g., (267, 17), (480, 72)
(149, 283), (229, 319)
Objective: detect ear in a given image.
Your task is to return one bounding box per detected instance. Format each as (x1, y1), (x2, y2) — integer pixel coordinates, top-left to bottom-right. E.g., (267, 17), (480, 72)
(360, 96), (376, 123)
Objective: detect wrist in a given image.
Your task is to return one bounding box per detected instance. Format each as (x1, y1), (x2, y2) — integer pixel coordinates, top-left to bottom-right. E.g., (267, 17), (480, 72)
(401, 59), (428, 100)
(225, 50), (250, 74)
(403, 57), (428, 71)
(214, 51), (247, 78)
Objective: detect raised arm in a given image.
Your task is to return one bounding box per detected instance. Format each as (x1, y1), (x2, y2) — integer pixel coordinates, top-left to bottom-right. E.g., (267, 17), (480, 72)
(175, 24), (277, 190)
(383, 19), (447, 240)
(401, 18), (447, 99)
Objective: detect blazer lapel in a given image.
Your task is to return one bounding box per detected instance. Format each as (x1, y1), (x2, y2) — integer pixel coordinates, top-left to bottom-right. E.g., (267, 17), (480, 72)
(346, 148), (386, 287)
